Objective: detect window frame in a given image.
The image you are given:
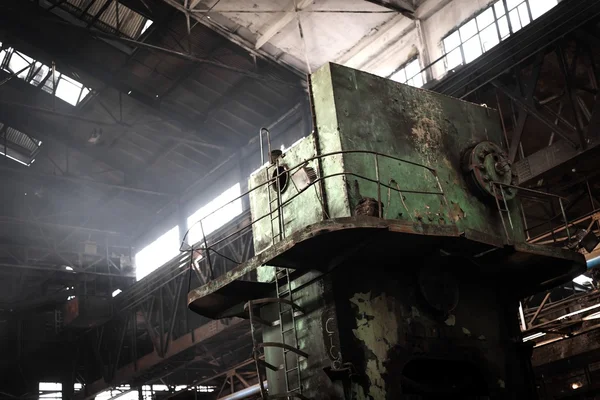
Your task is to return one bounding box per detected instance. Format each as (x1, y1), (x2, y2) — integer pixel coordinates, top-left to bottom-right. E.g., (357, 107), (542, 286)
(441, 0), (558, 71)
(0, 42), (92, 107)
(388, 56), (427, 88)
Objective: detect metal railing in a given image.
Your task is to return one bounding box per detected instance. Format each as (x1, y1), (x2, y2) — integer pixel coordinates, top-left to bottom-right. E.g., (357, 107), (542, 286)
(182, 147), (449, 280)
(183, 147), (577, 284)
(492, 182), (572, 245)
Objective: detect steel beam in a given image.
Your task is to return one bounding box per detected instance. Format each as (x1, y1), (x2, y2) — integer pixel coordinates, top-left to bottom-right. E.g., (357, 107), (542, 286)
(514, 138), (599, 185)
(77, 318), (243, 400)
(154, 0), (304, 77)
(0, 165), (173, 197)
(254, 0), (314, 50)
(493, 81), (579, 148)
(365, 0), (415, 17)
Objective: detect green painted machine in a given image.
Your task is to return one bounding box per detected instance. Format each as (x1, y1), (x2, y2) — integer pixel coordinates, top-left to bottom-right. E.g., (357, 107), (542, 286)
(188, 63), (585, 399)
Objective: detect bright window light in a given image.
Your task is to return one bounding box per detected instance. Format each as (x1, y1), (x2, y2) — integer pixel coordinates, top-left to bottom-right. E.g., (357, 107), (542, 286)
(442, 0), (558, 71)
(141, 19), (153, 35)
(186, 183), (243, 246)
(573, 274), (593, 286)
(390, 58), (425, 88)
(0, 41), (91, 106)
(74, 383), (83, 392)
(55, 75), (86, 106)
(135, 226), (180, 281)
(40, 382), (62, 400)
(523, 332), (546, 342)
(8, 51), (33, 79)
(112, 289), (122, 297)
(95, 385), (135, 400)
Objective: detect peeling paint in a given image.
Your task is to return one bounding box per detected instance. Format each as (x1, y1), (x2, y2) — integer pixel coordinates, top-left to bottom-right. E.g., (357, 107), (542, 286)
(350, 291), (398, 399)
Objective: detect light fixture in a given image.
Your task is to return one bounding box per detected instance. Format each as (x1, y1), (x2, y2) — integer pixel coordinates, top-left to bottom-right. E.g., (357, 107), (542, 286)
(571, 382), (582, 390)
(523, 332), (546, 342)
(64, 266), (74, 271)
(112, 289), (122, 297)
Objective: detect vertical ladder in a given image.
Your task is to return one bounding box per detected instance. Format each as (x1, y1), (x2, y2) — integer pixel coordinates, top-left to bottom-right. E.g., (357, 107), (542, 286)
(245, 277), (309, 399)
(492, 184), (514, 242)
(275, 267), (303, 397)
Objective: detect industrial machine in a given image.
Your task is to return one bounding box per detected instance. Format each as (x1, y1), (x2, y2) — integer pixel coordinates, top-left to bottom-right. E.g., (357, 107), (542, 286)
(187, 63), (585, 399)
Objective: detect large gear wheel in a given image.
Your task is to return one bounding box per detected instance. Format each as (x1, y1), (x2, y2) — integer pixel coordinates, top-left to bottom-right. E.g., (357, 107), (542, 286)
(462, 141), (518, 200)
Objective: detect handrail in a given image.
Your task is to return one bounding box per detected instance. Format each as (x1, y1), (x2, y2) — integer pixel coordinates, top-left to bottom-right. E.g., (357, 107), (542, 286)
(492, 181), (572, 245)
(182, 153), (575, 286)
(181, 149), (447, 257)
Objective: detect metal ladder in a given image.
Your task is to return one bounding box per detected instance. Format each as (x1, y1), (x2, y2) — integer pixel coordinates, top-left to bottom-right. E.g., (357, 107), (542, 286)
(246, 271), (309, 399)
(492, 184), (514, 242)
(274, 267), (304, 397)
(260, 127), (284, 245)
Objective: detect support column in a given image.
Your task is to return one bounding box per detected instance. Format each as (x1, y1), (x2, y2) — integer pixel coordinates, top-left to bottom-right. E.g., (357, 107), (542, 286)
(178, 201), (189, 250)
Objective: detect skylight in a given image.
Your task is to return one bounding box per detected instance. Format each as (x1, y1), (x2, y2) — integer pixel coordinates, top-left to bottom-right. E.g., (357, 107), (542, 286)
(0, 123), (41, 166)
(186, 183), (243, 246)
(48, 0), (154, 40)
(0, 42), (91, 106)
(135, 226), (180, 281)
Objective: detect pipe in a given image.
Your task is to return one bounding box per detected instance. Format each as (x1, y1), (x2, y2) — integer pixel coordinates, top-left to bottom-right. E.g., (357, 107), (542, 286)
(217, 382), (267, 400)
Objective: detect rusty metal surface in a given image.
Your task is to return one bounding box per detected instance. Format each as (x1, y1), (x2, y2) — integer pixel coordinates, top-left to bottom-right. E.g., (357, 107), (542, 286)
(188, 280), (272, 320)
(187, 216), (585, 320)
(79, 318), (246, 400)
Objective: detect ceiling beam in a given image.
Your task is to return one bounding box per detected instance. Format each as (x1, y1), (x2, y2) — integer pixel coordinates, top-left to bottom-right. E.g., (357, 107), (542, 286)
(0, 2), (232, 148)
(153, 0), (304, 77)
(75, 319), (244, 400)
(515, 139), (600, 185)
(255, 0), (314, 50)
(364, 0), (415, 18)
(0, 165), (173, 197)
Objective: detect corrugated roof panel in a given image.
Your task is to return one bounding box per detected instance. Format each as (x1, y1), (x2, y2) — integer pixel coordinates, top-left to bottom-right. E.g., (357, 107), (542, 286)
(3, 126), (40, 156)
(66, 0), (147, 38)
(100, 1), (146, 38)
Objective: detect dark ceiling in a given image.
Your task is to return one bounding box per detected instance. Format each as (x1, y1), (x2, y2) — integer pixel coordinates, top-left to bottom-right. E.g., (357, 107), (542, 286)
(0, 0), (304, 311)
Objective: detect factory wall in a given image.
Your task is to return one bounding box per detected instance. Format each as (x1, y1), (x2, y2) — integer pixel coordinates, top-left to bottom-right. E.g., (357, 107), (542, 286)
(340, 0), (562, 86)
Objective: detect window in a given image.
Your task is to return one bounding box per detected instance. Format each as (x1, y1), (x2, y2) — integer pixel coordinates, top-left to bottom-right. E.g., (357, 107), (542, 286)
(0, 42), (91, 106)
(135, 226), (180, 281)
(39, 382), (62, 400)
(390, 58), (426, 88)
(96, 386), (137, 400)
(186, 183), (243, 246)
(442, 0), (559, 70)
(48, 1), (153, 40)
(0, 123), (41, 166)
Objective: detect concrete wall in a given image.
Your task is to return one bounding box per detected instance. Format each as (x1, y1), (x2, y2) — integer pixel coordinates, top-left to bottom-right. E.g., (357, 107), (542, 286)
(335, 0), (497, 82)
